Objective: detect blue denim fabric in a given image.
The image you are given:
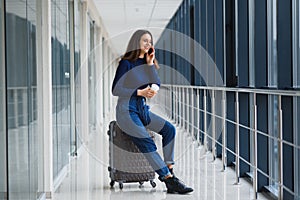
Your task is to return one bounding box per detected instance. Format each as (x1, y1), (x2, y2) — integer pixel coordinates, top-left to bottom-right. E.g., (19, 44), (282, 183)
(116, 96), (175, 181)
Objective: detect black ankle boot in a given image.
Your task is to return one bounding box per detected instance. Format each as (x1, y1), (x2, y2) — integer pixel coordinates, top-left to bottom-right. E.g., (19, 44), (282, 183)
(164, 176), (193, 194)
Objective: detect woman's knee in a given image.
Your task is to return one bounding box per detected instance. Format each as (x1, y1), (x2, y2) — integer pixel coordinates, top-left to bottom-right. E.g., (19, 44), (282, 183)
(164, 121), (176, 138)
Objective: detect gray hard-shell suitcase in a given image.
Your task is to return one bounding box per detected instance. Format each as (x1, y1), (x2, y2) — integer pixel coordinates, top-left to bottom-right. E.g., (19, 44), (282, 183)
(107, 120), (156, 189)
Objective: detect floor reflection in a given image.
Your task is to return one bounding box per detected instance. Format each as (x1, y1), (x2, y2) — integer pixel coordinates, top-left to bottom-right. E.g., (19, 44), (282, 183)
(53, 121), (270, 200)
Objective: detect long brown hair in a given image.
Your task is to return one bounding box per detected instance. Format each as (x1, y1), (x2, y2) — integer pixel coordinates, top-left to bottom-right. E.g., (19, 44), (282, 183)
(122, 29), (159, 69)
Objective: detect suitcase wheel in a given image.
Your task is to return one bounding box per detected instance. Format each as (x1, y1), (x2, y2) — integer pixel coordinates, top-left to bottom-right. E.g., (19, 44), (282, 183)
(138, 181), (144, 188)
(150, 180), (156, 188)
(139, 181), (144, 186)
(110, 180), (115, 188)
(119, 182), (123, 189)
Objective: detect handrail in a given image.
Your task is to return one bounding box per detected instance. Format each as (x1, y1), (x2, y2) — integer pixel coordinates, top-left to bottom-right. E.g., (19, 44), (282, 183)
(156, 84), (300, 200)
(163, 84), (300, 97)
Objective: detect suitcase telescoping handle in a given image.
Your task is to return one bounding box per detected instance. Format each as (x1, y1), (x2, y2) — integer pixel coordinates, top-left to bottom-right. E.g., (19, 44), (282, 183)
(108, 120), (117, 137)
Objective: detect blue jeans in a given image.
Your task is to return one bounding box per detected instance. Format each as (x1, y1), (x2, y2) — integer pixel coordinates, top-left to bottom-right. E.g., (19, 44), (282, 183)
(116, 98), (175, 181)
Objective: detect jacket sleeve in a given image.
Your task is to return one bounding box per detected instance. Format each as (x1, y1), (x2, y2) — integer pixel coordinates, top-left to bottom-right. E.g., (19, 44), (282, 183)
(111, 60), (138, 97)
(149, 65), (161, 87)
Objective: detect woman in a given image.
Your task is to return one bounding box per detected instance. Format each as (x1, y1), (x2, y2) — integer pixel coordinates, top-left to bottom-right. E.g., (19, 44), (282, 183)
(112, 29), (193, 194)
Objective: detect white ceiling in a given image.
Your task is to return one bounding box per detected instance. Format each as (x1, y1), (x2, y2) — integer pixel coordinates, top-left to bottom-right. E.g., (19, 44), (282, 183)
(93, 0), (183, 56)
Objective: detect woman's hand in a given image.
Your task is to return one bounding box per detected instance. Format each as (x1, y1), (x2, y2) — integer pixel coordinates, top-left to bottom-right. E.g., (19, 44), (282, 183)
(146, 47), (155, 66)
(137, 86), (157, 99)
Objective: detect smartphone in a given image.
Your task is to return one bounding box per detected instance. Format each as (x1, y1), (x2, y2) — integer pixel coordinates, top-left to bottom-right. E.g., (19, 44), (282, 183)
(148, 47), (153, 55)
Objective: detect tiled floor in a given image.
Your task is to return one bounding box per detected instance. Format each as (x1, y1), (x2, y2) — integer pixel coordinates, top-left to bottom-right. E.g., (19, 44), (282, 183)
(53, 119), (271, 200)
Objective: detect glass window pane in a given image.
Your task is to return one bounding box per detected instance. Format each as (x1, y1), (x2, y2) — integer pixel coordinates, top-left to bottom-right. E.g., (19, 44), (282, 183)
(74, 0), (81, 152)
(0, 0), (7, 198)
(267, 0), (279, 193)
(267, 0), (277, 87)
(51, 0), (71, 180)
(5, 0), (39, 199)
(88, 19), (96, 128)
(249, 0), (255, 87)
(6, 1), (29, 199)
(27, 1), (39, 198)
(268, 95), (279, 193)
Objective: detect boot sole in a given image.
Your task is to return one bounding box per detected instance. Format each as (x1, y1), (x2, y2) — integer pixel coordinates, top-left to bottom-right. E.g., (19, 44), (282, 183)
(167, 188), (194, 194)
